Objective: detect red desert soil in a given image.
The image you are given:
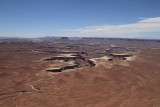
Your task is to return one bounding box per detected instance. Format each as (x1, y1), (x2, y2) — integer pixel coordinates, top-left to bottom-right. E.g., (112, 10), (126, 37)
(0, 39), (160, 107)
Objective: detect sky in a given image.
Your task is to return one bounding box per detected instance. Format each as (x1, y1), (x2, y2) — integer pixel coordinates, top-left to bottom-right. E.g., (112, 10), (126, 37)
(0, 0), (160, 39)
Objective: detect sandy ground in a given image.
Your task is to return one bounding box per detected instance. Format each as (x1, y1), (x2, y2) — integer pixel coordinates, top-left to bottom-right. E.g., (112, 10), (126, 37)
(0, 40), (160, 107)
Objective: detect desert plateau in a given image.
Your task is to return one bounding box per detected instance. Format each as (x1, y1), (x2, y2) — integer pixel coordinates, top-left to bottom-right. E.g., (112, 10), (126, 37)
(0, 37), (160, 107)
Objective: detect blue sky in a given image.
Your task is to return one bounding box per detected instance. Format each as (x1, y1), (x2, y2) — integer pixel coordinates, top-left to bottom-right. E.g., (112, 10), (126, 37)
(0, 0), (160, 39)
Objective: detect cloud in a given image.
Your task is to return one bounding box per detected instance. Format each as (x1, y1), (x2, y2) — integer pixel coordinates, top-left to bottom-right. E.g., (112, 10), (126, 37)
(0, 32), (48, 38)
(1, 17), (160, 39)
(61, 17), (160, 39)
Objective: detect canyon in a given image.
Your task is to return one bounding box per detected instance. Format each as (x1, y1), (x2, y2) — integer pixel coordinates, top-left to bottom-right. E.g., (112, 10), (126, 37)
(0, 37), (160, 107)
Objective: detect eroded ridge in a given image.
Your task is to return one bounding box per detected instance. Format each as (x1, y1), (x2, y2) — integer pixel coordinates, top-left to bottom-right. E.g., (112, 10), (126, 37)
(43, 53), (88, 72)
(106, 45), (137, 61)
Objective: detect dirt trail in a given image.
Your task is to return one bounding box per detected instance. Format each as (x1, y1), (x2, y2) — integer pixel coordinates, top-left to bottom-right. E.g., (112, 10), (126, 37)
(26, 83), (40, 92)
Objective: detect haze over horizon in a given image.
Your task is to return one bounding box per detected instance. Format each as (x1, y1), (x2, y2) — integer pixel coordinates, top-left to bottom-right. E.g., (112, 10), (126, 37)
(0, 0), (160, 39)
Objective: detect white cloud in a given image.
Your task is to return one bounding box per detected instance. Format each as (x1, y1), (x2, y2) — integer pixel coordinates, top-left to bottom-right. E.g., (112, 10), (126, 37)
(61, 17), (160, 39)
(1, 17), (160, 39)
(0, 32), (48, 38)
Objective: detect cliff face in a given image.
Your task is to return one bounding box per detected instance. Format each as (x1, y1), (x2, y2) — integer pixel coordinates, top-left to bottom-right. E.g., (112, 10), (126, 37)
(105, 45), (137, 61)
